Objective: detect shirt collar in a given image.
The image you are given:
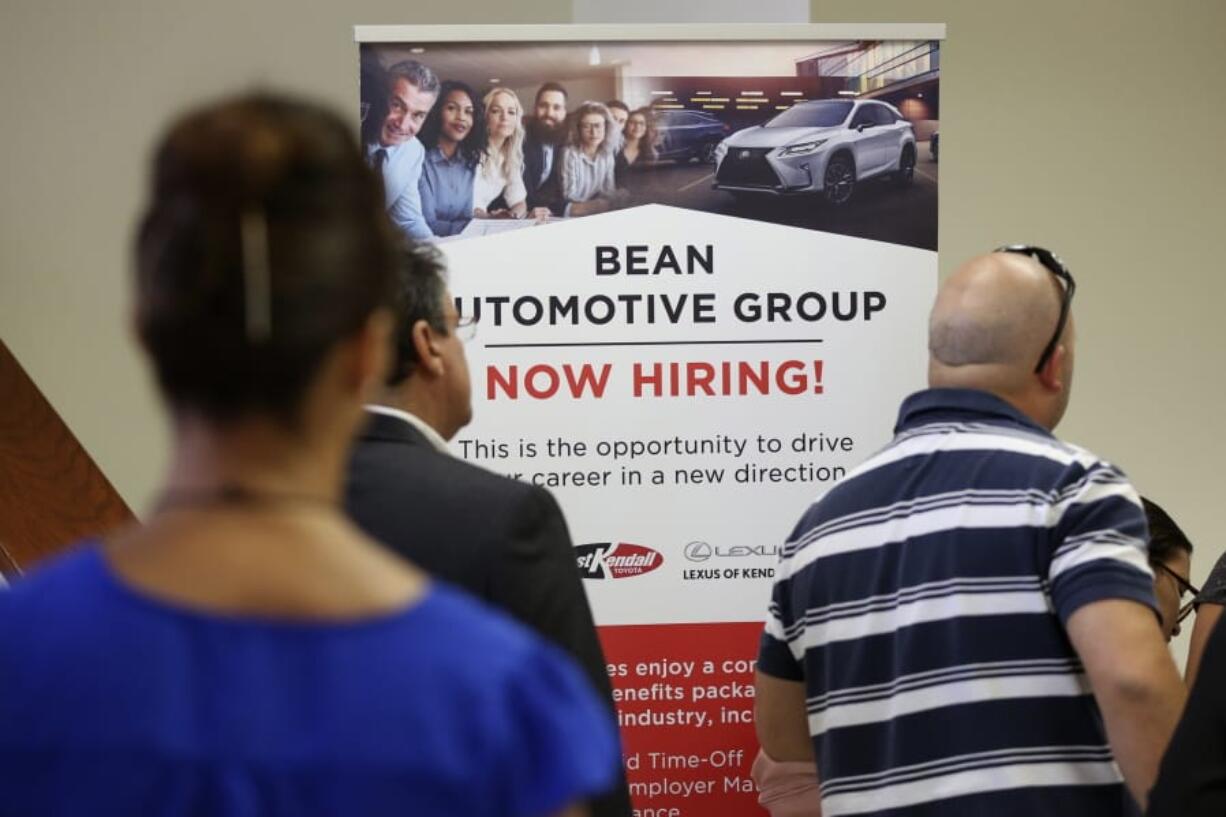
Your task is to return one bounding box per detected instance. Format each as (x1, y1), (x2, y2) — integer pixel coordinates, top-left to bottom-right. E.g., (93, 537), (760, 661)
(368, 141), (406, 160)
(894, 388), (1053, 437)
(364, 405), (450, 454)
(426, 146), (463, 165)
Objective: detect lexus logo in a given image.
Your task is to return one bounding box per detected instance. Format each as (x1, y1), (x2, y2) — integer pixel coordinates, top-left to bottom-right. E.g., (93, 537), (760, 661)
(682, 541), (780, 562)
(684, 541), (713, 562)
(738, 149), (752, 159)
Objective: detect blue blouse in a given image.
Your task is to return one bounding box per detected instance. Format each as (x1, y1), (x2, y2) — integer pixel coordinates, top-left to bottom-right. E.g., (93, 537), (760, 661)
(0, 545), (619, 817)
(419, 146), (475, 237)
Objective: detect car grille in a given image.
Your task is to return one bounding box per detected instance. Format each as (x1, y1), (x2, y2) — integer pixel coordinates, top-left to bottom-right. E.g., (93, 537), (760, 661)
(716, 148), (778, 188)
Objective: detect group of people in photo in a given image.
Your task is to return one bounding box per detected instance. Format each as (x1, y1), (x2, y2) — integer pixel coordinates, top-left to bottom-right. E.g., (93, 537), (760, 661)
(361, 58), (663, 239)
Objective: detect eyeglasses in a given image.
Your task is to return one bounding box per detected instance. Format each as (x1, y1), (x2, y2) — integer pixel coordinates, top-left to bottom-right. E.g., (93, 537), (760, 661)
(1154, 561), (1201, 624)
(454, 313), (478, 342)
(994, 245), (1076, 373)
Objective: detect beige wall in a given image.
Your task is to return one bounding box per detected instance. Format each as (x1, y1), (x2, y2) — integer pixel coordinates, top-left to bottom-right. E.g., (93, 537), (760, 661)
(2, 0), (1223, 661)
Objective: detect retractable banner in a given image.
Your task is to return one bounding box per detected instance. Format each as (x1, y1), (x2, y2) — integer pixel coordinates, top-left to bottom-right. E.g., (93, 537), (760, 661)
(356, 25), (942, 816)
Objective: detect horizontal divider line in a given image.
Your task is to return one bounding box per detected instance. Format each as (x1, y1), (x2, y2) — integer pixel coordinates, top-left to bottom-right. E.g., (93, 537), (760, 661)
(484, 339), (825, 348)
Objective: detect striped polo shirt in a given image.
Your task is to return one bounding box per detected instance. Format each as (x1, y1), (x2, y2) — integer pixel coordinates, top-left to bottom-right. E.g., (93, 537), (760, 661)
(758, 388), (1156, 817)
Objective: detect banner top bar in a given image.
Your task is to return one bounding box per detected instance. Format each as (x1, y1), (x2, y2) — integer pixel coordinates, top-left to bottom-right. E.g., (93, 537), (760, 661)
(353, 23), (946, 43)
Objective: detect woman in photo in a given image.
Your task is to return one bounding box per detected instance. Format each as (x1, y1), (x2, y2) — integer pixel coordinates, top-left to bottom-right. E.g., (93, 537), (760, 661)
(559, 101), (625, 217)
(472, 86), (532, 220)
(615, 106), (658, 187)
(418, 80), (485, 237)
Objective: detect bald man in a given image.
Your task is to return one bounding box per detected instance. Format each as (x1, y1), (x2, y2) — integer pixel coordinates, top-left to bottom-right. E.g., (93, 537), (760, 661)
(754, 249), (1185, 817)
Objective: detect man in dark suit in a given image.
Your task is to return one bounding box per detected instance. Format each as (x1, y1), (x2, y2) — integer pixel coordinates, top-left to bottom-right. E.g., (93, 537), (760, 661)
(344, 243), (631, 817)
(522, 81), (569, 217)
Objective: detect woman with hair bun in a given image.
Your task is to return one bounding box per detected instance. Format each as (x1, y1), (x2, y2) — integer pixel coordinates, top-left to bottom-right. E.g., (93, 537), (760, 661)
(0, 93), (619, 817)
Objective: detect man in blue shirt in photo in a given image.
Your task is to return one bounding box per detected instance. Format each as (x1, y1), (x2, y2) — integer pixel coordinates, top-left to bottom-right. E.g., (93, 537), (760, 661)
(366, 60), (439, 241)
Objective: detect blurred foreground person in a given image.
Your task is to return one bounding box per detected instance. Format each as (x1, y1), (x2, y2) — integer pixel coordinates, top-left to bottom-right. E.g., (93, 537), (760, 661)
(0, 94), (616, 817)
(756, 247), (1185, 816)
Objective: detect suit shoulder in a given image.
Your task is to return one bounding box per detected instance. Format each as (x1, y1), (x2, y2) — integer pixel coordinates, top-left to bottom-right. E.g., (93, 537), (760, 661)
(371, 440), (538, 497)
(440, 455), (546, 503)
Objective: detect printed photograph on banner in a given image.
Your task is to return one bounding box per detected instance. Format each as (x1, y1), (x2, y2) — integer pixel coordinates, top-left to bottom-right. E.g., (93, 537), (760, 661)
(359, 39), (939, 249)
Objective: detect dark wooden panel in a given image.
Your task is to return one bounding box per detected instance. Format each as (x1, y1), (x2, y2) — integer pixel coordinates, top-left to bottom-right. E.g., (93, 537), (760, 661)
(0, 340), (133, 575)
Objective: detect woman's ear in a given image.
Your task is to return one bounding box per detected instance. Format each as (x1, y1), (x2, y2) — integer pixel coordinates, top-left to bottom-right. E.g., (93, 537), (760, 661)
(354, 308), (394, 395)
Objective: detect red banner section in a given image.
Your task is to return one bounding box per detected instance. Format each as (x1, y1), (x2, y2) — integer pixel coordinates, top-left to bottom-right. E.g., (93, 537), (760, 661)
(599, 622), (766, 817)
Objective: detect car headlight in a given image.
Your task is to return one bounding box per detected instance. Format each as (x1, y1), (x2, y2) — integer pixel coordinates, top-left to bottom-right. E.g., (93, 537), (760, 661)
(713, 140), (728, 161)
(778, 139), (828, 157)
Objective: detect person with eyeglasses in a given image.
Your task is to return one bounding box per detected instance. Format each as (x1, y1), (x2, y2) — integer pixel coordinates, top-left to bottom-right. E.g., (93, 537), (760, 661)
(1140, 497), (1197, 643)
(558, 101), (627, 217)
(343, 243), (632, 817)
(754, 248), (1186, 817)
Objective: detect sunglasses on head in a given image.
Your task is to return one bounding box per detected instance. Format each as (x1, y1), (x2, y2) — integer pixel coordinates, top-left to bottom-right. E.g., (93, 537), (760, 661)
(994, 245), (1076, 373)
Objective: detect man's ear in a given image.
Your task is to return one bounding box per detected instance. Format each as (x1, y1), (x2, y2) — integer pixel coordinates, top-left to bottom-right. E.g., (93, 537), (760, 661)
(411, 318), (445, 377)
(1036, 342), (1067, 393)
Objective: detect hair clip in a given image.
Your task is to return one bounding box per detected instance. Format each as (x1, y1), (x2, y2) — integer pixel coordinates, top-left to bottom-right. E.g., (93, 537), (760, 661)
(240, 209), (272, 343)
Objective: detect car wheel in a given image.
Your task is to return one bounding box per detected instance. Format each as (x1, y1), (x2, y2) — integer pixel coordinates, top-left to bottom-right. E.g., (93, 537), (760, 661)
(697, 141), (718, 164)
(823, 154), (856, 206)
(894, 145), (916, 188)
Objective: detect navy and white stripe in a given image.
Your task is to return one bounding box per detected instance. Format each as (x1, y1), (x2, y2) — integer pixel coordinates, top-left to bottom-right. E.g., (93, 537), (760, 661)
(758, 388), (1156, 816)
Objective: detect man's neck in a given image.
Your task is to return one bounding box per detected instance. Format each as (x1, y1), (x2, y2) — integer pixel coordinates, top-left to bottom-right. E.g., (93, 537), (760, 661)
(366, 400), (451, 454)
(926, 379), (1055, 432)
(372, 382), (454, 435)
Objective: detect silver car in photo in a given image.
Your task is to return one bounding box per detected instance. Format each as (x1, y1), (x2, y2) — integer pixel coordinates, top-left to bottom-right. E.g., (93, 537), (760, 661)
(714, 99), (916, 206)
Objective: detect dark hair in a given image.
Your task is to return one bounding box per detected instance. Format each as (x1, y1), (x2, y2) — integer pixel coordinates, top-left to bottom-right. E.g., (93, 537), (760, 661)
(387, 242), (449, 387)
(605, 99), (629, 115)
(625, 106), (659, 162)
(135, 93), (399, 426)
(535, 82), (568, 105)
(386, 59), (440, 97)
(418, 80), (486, 170)
(1142, 496), (1194, 565)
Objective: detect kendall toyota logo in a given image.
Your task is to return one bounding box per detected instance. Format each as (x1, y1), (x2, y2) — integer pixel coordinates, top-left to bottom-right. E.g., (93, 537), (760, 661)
(576, 542), (663, 580)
